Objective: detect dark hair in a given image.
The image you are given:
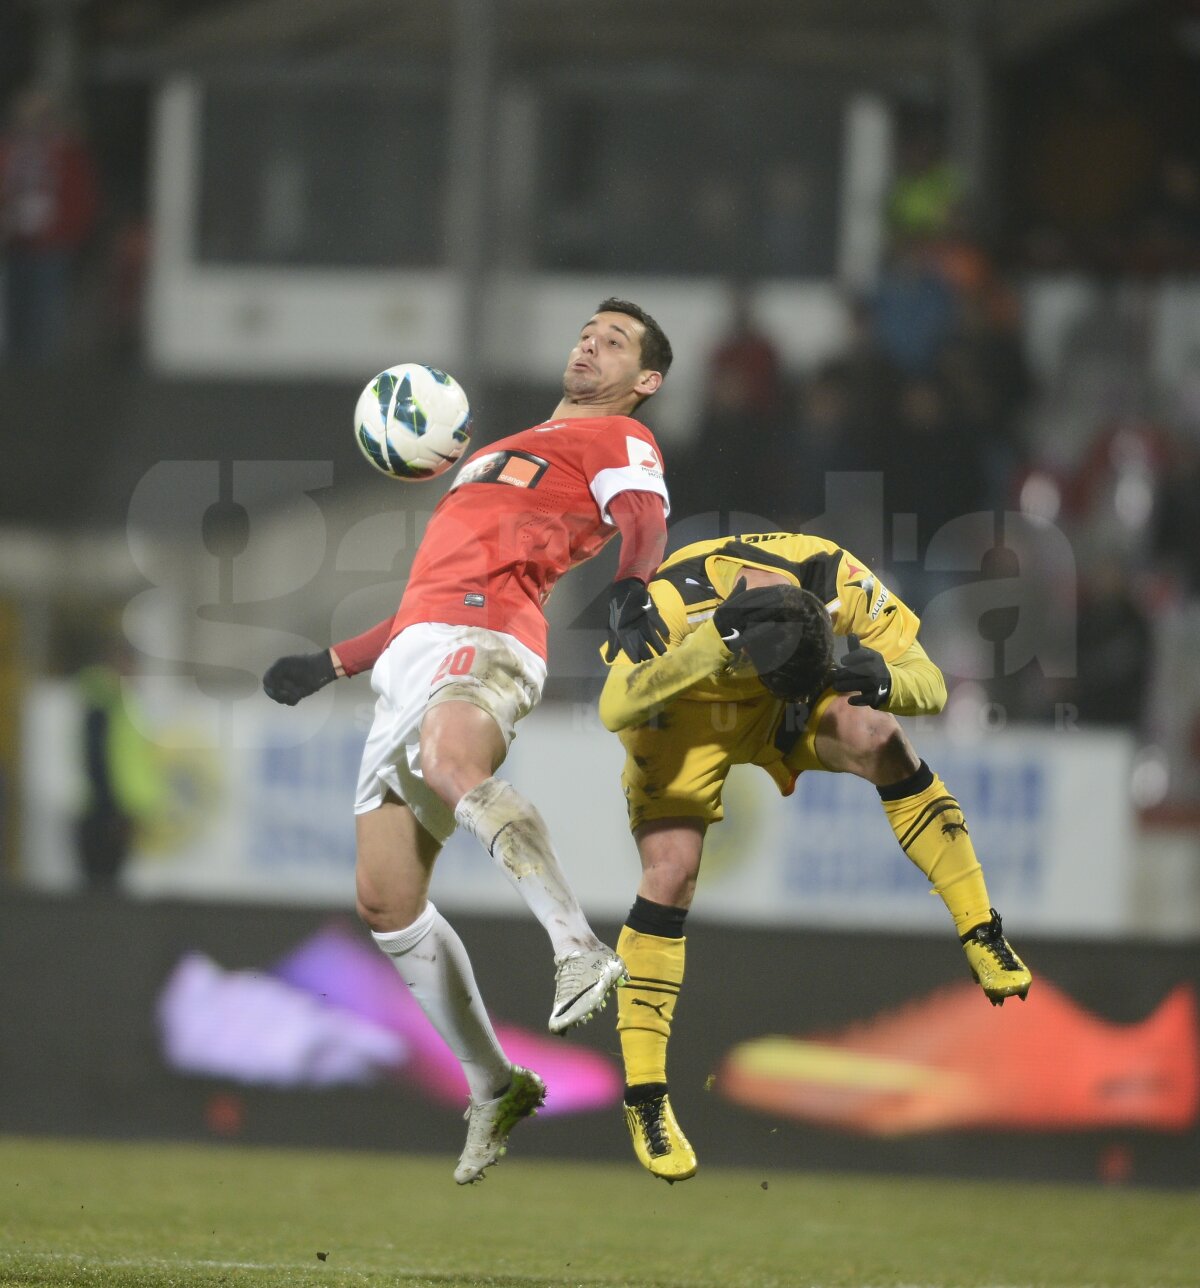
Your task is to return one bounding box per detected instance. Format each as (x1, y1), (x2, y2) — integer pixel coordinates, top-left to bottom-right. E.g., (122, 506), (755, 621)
(744, 586), (835, 703)
(597, 297), (673, 379)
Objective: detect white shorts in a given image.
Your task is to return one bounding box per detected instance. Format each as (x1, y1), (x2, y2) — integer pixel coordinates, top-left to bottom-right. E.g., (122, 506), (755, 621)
(353, 622), (547, 843)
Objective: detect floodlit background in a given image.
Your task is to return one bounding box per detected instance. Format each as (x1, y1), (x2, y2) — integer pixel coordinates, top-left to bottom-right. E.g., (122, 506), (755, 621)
(1, 0), (1198, 1186)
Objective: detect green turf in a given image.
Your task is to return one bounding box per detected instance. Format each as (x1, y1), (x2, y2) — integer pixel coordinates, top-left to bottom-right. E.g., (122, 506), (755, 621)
(1, 1136), (1197, 1288)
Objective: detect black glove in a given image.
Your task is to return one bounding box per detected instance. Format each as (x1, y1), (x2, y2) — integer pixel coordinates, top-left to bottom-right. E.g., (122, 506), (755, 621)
(712, 579), (799, 663)
(714, 579), (832, 700)
(262, 651), (337, 706)
(831, 634), (892, 708)
(603, 577), (670, 663)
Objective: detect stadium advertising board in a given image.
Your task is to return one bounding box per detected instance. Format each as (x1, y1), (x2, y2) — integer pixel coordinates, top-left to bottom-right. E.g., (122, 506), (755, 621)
(2, 889), (1197, 1187)
(23, 682), (1134, 934)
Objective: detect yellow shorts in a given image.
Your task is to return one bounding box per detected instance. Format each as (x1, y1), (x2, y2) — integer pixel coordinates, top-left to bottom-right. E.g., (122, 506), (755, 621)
(619, 690), (839, 832)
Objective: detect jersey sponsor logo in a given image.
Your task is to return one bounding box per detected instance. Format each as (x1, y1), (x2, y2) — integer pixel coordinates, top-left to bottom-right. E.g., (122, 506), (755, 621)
(626, 435), (664, 478)
(451, 449), (549, 490)
(869, 584), (890, 620)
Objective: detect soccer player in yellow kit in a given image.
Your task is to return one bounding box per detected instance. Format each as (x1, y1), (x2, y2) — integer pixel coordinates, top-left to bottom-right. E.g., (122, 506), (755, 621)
(598, 532), (1032, 1182)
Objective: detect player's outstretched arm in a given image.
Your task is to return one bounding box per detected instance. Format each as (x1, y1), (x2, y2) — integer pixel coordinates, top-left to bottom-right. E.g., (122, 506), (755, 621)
(599, 620), (732, 731)
(263, 613), (396, 706)
(599, 579), (810, 730)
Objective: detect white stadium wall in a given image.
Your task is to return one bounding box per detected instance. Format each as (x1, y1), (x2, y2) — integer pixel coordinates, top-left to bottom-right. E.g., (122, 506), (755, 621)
(148, 76), (1200, 451)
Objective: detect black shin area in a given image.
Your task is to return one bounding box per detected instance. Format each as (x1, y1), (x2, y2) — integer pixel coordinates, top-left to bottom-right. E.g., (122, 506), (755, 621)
(624, 895), (688, 938)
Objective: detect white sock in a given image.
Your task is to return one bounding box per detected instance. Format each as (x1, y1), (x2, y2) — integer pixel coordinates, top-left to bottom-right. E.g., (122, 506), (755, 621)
(372, 901), (510, 1104)
(455, 777), (603, 959)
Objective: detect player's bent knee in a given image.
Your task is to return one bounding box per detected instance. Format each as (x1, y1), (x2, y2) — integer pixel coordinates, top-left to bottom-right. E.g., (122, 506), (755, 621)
(355, 894), (382, 930)
(355, 887), (422, 934)
(354, 876), (390, 930)
(640, 863), (696, 908)
(419, 749), (483, 809)
(420, 701), (507, 807)
(865, 720), (917, 782)
(838, 708), (915, 781)
(354, 867), (422, 933)
(420, 737), (497, 809)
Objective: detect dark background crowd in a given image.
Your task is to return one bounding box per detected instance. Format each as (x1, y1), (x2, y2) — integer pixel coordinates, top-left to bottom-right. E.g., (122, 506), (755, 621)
(2, 0), (1200, 754)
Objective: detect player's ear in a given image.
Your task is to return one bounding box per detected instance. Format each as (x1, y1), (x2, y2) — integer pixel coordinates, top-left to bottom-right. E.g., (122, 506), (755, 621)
(635, 369), (663, 399)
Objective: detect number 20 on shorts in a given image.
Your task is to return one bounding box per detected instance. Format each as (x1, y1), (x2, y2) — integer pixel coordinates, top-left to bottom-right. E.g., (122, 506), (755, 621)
(432, 646), (476, 686)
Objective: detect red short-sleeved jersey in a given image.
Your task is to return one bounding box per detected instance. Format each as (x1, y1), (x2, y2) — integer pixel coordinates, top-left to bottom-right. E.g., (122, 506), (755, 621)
(387, 414), (669, 659)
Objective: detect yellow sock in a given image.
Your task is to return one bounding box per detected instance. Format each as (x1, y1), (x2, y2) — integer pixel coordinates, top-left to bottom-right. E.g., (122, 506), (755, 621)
(879, 762), (992, 935)
(616, 924), (685, 1088)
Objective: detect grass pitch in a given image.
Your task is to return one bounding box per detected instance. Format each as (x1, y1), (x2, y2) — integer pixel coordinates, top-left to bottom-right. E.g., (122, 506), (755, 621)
(1, 1136), (1197, 1288)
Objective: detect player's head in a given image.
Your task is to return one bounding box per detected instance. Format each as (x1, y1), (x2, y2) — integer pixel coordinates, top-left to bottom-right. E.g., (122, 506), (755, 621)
(598, 298), (673, 383)
(744, 586), (835, 703)
(563, 299), (673, 413)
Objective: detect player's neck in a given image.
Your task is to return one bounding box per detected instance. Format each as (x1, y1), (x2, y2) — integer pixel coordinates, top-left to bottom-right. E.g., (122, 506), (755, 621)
(548, 396), (638, 421)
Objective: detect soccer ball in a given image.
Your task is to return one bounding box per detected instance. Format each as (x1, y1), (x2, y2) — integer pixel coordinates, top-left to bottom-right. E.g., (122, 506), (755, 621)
(353, 363), (472, 481)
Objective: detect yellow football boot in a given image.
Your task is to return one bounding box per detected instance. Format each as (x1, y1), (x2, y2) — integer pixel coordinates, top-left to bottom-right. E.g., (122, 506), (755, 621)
(624, 1090), (697, 1183)
(961, 909), (1032, 1006)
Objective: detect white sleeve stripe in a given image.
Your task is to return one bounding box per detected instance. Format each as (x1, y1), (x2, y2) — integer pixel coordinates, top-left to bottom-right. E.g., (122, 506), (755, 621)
(590, 466), (671, 522)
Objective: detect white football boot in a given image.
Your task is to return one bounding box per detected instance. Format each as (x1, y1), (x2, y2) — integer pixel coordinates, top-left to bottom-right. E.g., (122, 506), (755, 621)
(549, 946), (628, 1034)
(454, 1065), (546, 1185)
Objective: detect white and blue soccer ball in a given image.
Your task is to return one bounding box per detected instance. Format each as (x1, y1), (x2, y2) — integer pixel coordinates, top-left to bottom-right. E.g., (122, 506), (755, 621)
(353, 362), (472, 481)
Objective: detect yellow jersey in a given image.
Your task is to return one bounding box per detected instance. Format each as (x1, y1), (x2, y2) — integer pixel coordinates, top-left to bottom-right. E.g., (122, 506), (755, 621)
(599, 532), (945, 731)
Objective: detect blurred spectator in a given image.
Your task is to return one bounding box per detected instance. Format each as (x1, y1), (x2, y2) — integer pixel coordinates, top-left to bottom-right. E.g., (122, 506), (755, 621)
(922, 201), (993, 300)
(1134, 153), (1200, 273)
(1021, 288), (1153, 478)
(937, 283), (1032, 509)
(760, 160), (819, 275)
(1068, 557), (1153, 729)
(0, 86), (101, 365)
(872, 236), (958, 376)
(706, 285), (787, 422)
(692, 173), (745, 274)
(1062, 420), (1171, 567)
(685, 285), (790, 521)
(827, 296), (900, 430)
(75, 643), (165, 893)
(885, 123), (965, 241)
(787, 366), (865, 522)
(1153, 435), (1200, 597)
(883, 376), (988, 605)
(104, 204), (151, 363)
(1167, 347), (1200, 446)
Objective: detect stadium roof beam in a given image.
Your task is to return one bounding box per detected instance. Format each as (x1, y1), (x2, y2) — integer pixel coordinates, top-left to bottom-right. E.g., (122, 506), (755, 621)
(92, 0), (1150, 85)
(990, 0), (1146, 58)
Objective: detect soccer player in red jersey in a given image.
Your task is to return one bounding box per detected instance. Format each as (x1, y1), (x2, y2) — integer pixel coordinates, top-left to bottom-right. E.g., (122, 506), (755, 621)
(263, 299), (674, 1182)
